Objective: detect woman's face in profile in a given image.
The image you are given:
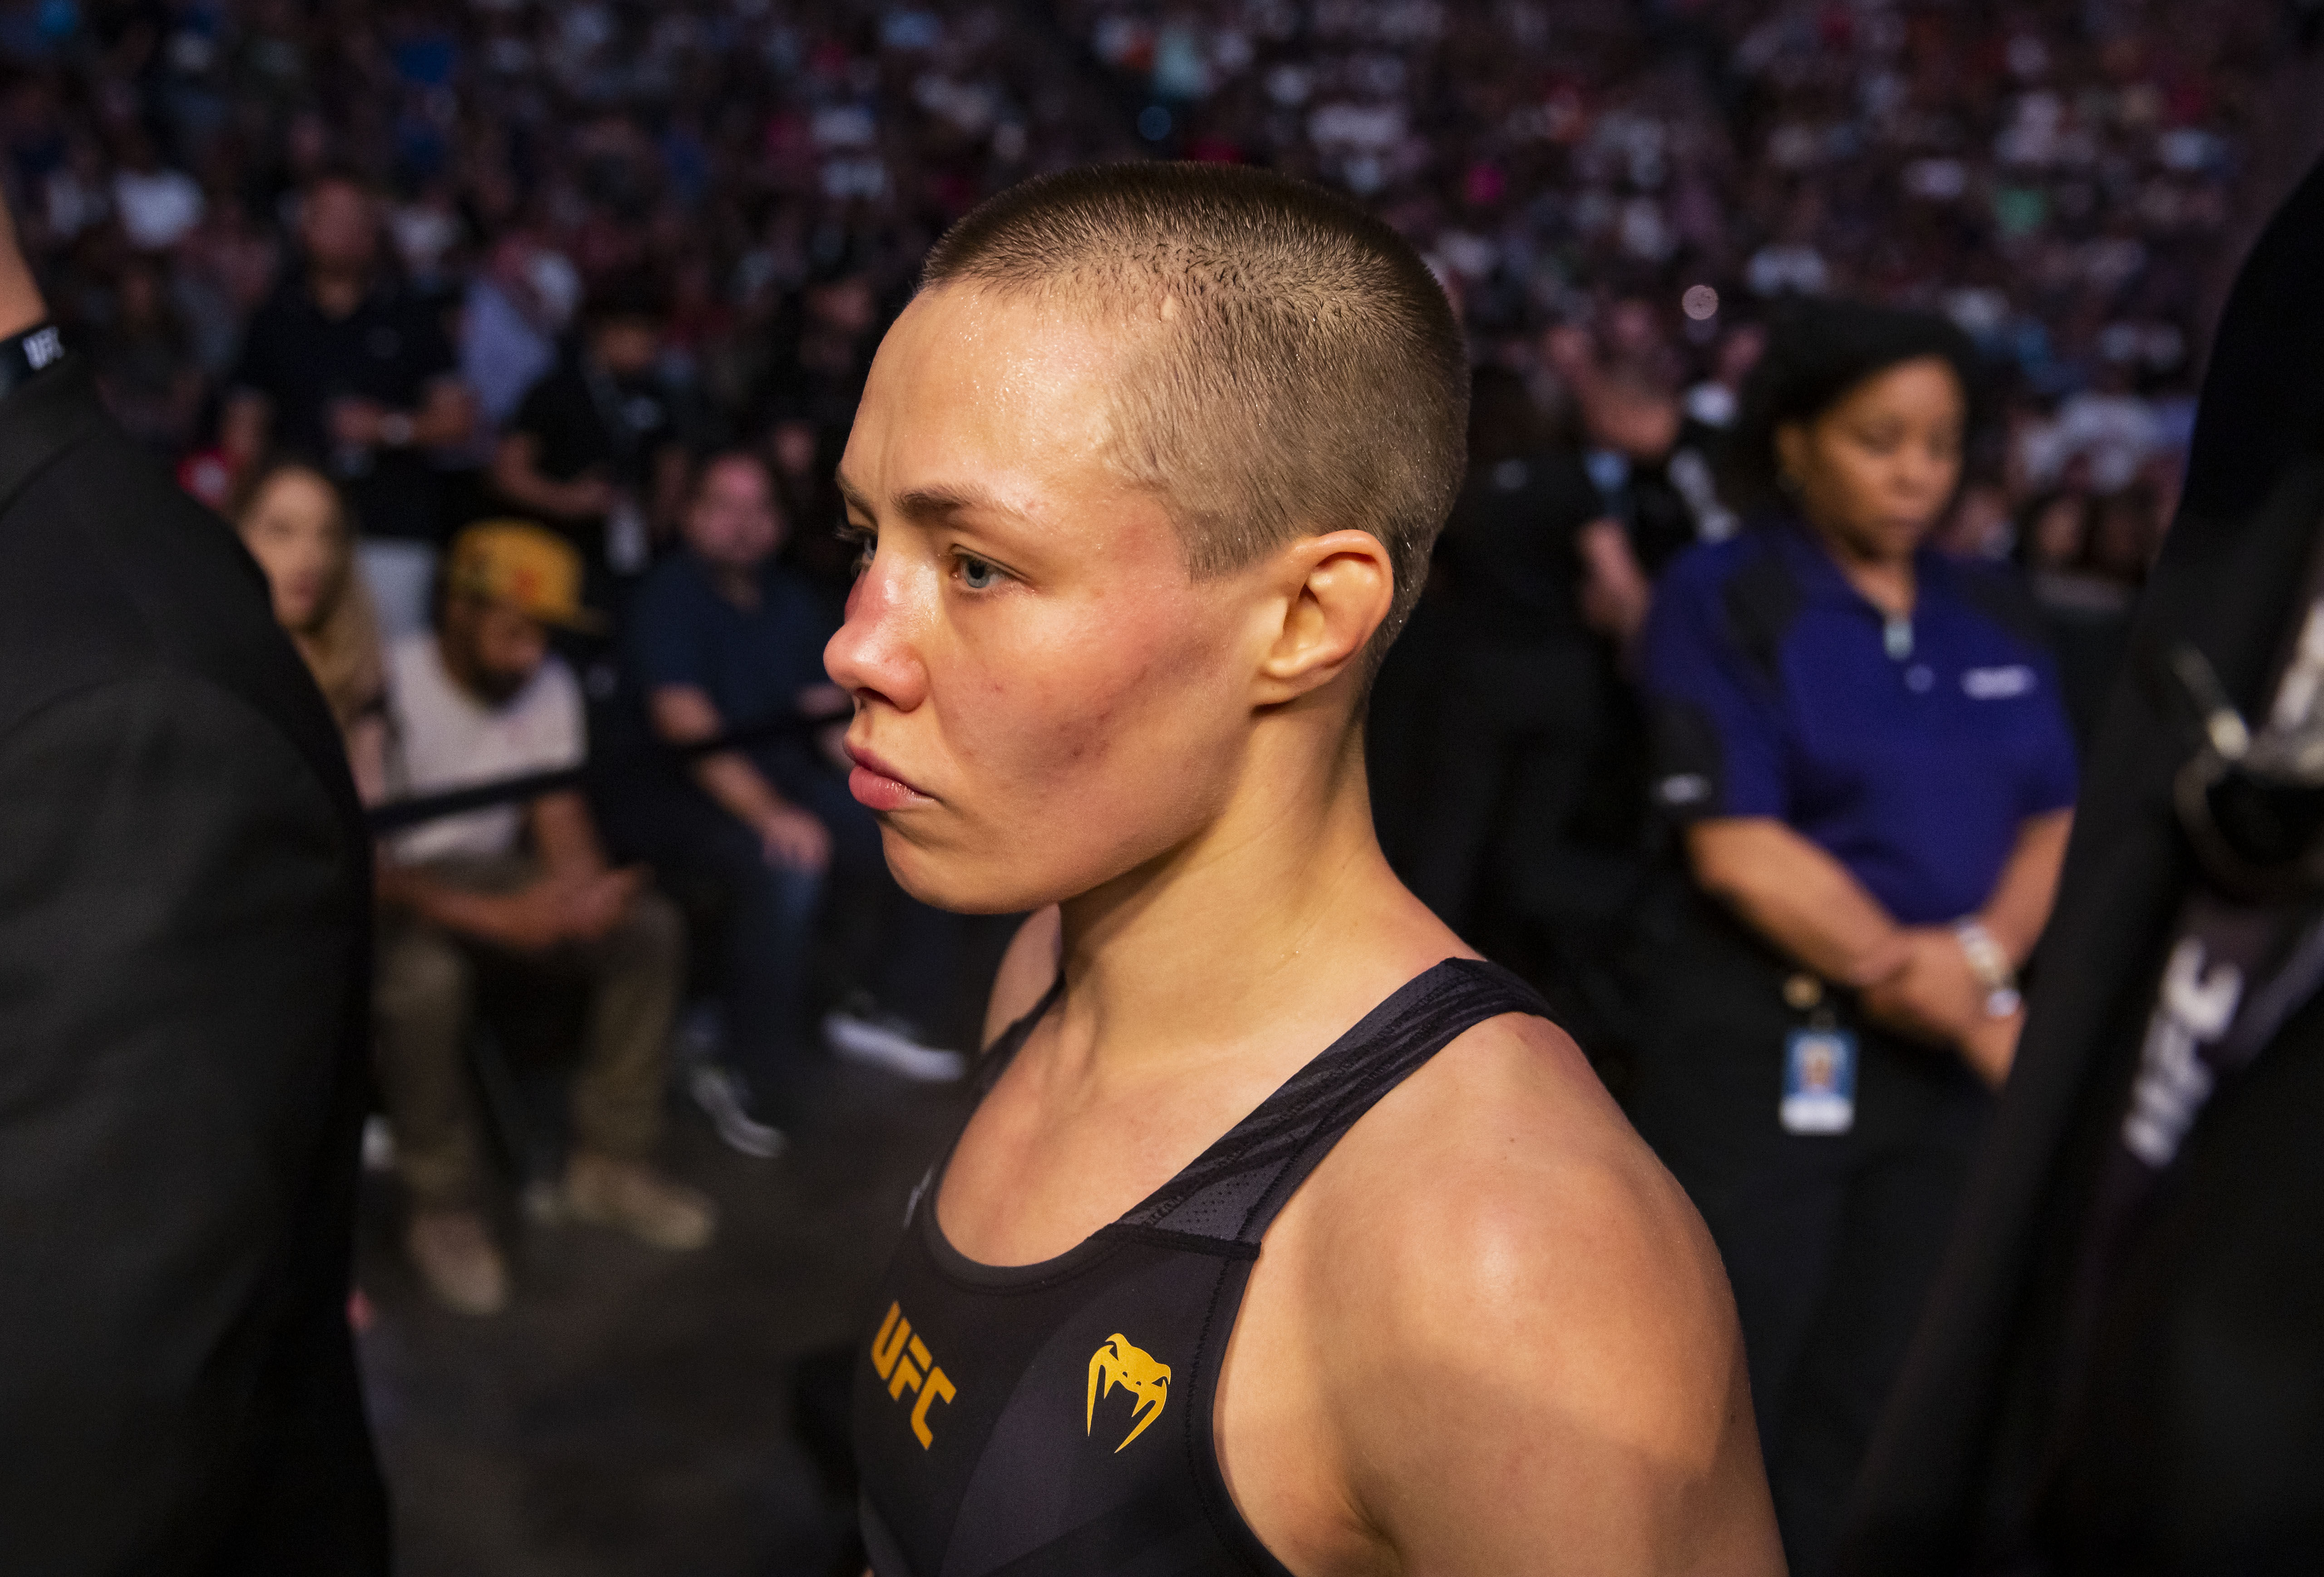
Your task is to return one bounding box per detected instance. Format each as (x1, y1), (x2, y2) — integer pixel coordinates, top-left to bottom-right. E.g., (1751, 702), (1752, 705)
(238, 468), (345, 633)
(824, 285), (1260, 917)
(1777, 355), (1966, 566)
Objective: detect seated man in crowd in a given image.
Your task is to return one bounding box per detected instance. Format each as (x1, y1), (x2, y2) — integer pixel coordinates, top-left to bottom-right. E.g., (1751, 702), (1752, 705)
(624, 452), (962, 1155)
(376, 521), (711, 1316)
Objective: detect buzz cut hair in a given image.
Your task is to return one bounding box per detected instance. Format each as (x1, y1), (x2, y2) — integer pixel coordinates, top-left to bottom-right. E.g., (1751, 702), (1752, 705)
(920, 163), (1469, 665)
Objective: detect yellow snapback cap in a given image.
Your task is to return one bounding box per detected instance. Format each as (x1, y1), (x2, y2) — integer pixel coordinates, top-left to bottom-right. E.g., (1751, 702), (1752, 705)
(444, 520), (605, 632)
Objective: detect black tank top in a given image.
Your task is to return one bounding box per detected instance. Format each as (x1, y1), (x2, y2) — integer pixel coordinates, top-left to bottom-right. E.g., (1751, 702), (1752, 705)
(851, 957), (1550, 1577)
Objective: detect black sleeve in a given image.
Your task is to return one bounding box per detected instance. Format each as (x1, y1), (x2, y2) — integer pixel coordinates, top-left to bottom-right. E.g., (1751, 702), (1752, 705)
(406, 298), (458, 386)
(228, 301), (286, 399)
(0, 667), (359, 1574)
(506, 368), (558, 440)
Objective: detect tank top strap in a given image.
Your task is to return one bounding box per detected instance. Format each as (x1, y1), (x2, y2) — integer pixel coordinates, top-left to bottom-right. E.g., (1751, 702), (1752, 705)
(1116, 957), (1548, 1248)
(972, 973), (1065, 1097)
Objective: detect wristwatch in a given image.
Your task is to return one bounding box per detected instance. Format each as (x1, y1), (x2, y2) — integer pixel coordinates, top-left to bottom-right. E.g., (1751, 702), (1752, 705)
(1953, 919), (2022, 1019)
(0, 320), (67, 399)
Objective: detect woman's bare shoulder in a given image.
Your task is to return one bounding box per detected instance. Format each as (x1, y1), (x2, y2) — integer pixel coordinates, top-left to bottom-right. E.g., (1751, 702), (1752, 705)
(1313, 1007), (1730, 1365)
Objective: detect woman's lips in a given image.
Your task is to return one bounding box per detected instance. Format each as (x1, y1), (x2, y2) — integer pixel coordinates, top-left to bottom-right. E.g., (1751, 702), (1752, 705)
(845, 743), (935, 812)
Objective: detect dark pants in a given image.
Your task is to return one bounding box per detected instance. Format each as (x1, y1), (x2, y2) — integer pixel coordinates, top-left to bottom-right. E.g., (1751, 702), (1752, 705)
(783, 763), (960, 1035)
(615, 757), (962, 1099)
(661, 794), (825, 1091)
(1629, 898), (1991, 1577)
(374, 856), (685, 1208)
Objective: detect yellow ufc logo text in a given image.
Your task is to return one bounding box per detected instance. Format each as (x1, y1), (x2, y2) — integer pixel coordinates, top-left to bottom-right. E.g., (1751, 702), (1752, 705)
(871, 1302), (956, 1449)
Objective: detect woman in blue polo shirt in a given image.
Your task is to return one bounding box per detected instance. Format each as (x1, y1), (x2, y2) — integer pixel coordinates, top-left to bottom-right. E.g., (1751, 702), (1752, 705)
(1635, 301), (2077, 1577)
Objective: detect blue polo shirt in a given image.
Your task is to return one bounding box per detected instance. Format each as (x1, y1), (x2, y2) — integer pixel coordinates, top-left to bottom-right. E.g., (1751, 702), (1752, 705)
(1639, 520), (2078, 926)
(625, 550), (837, 784)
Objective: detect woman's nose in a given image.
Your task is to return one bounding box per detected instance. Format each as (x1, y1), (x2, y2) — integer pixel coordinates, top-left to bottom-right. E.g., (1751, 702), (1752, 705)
(824, 557), (928, 712)
(1897, 454), (1952, 500)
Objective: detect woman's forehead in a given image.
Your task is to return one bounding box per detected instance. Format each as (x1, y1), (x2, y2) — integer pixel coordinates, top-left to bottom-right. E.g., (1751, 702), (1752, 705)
(845, 291), (1140, 516)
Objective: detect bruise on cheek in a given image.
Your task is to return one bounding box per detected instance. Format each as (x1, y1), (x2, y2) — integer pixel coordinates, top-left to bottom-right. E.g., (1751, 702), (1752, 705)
(995, 655), (1147, 780)
(1047, 654), (1157, 768)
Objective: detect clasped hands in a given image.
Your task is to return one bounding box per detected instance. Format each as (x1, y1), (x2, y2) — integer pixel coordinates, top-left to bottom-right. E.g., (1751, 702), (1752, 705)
(753, 683), (851, 874)
(1858, 926), (2020, 1088)
(492, 867), (647, 952)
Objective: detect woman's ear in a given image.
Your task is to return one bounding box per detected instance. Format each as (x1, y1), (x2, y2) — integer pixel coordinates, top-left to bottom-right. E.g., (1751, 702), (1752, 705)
(1251, 529), (1395, 704)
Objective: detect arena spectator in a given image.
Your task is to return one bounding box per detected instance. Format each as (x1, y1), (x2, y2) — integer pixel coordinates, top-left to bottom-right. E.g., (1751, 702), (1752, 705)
(89, 255), (202, 456)
(222, 169), (474, 545)
(375, 522), (707, 1317)
(615, 451), (839, 1153)
(232, 456), (389, 804)
(492, 269), (691, 596)
(1546, 308), (1710, 579)
(753, 262), (885, 446)
(460, 233), (577, 428)
(108, 130), (202, 252)
(1405, 366), (1646, 937)
(1633, 301), (2079, 1576)
(1392, 365), (1661, 1059)
(623, 452), (965, 1129)
(2020, 481), (2143, 745)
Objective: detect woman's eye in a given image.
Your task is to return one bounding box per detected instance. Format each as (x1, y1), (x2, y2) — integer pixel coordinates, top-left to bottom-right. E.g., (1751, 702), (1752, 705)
(957, 553), (1002, 591)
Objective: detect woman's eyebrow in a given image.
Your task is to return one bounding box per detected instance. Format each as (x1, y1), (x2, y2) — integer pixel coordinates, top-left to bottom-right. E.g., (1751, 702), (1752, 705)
(893, 481), (1025, 525)
(834, 471), (1019, 522)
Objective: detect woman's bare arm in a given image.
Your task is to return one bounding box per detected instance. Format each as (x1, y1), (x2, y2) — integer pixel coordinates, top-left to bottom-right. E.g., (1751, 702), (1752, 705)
(1685, 817), (1911, 988)
(1978, 808), (2074, 967)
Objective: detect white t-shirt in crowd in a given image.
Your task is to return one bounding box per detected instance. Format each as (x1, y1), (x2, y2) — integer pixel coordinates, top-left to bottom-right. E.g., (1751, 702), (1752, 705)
(384, 633), (585, 865)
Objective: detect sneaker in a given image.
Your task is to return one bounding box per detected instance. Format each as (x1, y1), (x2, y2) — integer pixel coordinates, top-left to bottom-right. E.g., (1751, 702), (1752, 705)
(360, 1115), (397, 1174)
(562, 1150), (717, 1252)
(407, 1209), (511, 1317)
(688, 1063), (787, 1159)
(824, 998), (967, 1083)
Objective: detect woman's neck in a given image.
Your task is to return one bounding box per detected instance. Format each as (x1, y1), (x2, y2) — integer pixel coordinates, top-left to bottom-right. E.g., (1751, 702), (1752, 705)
(1051, 721), (1420, 1083)
(1808, 517), (1917, 619)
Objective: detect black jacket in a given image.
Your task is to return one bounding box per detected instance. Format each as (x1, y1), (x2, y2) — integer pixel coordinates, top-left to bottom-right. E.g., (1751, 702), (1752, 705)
(1837, 158), (2324, 1575)
(0, 360), (389, 1572)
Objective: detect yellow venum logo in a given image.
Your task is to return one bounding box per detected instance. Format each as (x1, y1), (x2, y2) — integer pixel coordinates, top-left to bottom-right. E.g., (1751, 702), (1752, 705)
(871, 1302), (956, 1449)
(1086, 1334), (1171, 1453)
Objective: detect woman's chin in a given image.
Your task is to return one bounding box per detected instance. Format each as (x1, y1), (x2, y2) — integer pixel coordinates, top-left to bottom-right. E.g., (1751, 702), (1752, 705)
(879, 832), (1066, 917)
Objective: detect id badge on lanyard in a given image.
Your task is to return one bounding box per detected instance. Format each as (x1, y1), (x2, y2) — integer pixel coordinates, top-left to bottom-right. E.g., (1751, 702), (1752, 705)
(1780, 973), (1857, 1135)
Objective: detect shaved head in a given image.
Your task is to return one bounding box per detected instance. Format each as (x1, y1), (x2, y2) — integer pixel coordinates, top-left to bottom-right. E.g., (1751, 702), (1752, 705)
(919, 163), (1468, 661)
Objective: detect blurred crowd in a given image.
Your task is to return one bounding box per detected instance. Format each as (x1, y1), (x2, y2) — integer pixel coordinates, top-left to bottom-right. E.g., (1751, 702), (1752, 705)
(0, 0), (2269, 558)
